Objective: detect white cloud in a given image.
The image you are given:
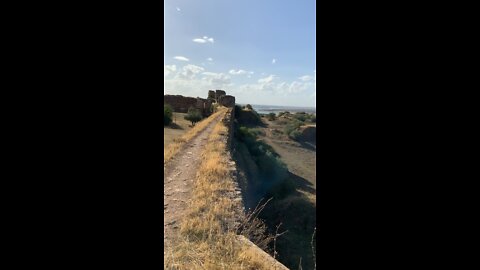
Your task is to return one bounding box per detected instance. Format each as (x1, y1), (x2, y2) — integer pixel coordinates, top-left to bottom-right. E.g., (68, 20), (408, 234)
(232, 74), (315, 97)
(173, 56), (189, 61)
(175, 64), (204, 80)
(272, 58), (276, 64)
(202, 72), (218, 76)
(165, 66), (315, 107)
(176, 7), (181, 12)
(287, 81), (311, 94)
(298, 75), (314, 82)
(164, 65), (176, 77)
(202, 72), (231, 86)
(258, 75), (275, 84)
(229, 69), (247, 75)
(207, 57), (213, 61)
(193, 36), (214, 44)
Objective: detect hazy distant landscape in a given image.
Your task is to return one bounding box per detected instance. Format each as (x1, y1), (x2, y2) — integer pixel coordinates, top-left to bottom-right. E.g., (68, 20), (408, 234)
(242, 104), (316, 115)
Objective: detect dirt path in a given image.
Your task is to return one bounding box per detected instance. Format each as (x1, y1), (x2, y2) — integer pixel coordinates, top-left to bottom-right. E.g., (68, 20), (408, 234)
(163, 113), (223, 248)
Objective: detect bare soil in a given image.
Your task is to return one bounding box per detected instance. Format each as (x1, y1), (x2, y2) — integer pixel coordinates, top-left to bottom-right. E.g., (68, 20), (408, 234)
(164, 112), (192, 148)
(261, 119), (316, 188)
(163, 113), (223, 248)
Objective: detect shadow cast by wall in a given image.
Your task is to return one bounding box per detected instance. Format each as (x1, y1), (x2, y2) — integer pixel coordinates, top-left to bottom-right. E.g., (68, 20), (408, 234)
(288, 171), (316, 195)
(167, 122), (184, 130)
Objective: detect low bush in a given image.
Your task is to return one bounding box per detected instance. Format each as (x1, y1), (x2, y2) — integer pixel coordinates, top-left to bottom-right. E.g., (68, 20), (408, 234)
(164, 104), (173, 126)
(288, 130), (302, 141)
(267, 113), (276, 121)
(283, 119), (302, 135)
(184, 107), (203, 126)
(293, 113), (307, 122)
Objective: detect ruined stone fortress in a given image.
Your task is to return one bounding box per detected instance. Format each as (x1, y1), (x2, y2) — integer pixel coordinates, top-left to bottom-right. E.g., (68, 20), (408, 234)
(164, 90), (235, 116)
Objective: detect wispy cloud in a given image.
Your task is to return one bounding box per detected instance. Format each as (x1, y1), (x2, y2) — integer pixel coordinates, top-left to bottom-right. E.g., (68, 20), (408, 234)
(176, 7), (181, 12)
(258, 75), (275, 84)
(229, 69), (247, 75)
(298, 75), (314, 82)
(272, 58), (276, 64)
(201, 72), (231, 87)
(193, 36), (214, 44)
(173, 56), (189, 61)
(164, 65), (176, 77)
(175, 64), (204, 80)
(207, 57), (213, 61)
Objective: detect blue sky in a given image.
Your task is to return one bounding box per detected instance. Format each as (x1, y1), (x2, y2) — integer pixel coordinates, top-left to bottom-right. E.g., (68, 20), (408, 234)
(164, 0), (316, 107)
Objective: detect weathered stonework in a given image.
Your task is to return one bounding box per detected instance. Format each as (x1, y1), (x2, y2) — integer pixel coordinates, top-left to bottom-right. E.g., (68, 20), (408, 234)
(215, 90), (226, 102)
(208, 90), (216, 101)
(219, 95), (235, 107)
(164, 95), (212, 116)
(164, 95), (197, 113)
(164, 89), (235, 116)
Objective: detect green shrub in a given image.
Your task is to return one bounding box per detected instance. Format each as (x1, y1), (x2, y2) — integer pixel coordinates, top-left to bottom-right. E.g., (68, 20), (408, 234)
(184, 107), (203, 126)
(288, 130), (302, 140)
(249, 128), (266, 137)
(164, 104), (173, 126)
(293, 113), (307, 122)
(267, 113), (276, 121)
(284, 119), (302, 135)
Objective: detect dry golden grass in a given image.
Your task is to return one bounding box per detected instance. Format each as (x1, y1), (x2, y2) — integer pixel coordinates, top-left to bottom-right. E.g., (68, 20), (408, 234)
(164, 108), (277, 270)
(164, 108), (226, 164)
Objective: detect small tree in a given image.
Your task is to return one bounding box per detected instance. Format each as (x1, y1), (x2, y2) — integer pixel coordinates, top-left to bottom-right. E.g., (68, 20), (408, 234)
(164, 104), (173, 126)
(184, 107), (202, 126)
(267, 113), (276, 121)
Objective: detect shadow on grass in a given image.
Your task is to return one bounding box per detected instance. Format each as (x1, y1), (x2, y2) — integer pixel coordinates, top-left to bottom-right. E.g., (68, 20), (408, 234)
(167, 122), (184, 130)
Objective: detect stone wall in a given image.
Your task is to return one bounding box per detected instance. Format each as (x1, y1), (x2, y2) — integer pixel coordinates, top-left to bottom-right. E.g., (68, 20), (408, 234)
(219, 95), (235, 108)
(215, 90), (226, 102)
(164, 95), (212, 116)
(164, 89), (236, 116)
(208, 90), (216, 101)
(221, 107), (288, 270)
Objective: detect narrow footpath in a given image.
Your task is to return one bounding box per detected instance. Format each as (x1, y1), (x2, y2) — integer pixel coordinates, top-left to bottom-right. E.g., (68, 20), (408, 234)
(163, 113), (223, 248)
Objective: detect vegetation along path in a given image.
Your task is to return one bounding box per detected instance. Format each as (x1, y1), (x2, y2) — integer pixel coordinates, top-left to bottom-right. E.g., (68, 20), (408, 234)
(163, 112), (224, 248)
